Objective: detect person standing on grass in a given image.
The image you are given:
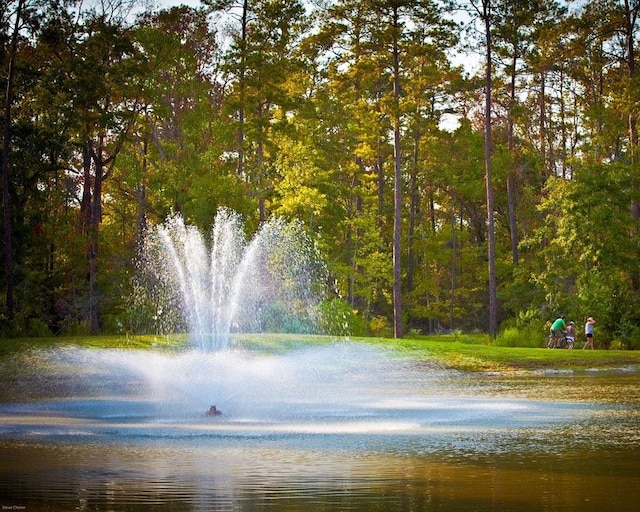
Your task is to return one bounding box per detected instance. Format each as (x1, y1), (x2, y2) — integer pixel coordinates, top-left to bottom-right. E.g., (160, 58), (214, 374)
(550, 316), (567, 348)
(584, 317), (596, 349)
(566, 321), (575, 349)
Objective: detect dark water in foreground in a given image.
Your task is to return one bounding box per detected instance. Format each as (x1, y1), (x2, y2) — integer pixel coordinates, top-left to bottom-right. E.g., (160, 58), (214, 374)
(0, 344), (638, 511)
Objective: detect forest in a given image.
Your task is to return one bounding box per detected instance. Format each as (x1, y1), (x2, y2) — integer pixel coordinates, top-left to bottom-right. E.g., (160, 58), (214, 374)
(1, 0), (639, 347)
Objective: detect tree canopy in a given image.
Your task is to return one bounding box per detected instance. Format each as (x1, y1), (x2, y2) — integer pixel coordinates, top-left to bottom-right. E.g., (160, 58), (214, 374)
(1, 0), (639, 347)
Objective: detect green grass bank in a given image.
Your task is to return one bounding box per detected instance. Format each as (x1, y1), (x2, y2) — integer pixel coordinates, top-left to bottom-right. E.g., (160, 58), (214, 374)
(2, 332), (639, 374)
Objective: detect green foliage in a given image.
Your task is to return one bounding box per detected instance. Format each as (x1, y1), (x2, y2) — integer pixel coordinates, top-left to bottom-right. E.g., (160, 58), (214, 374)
(494, 327), (540, 348)
(317, 298), (363, 336)
(2, 0), (640, 346)
(27, 318), (53, 338)
(369, 315), (393, 338)
(520, 162), (640, 347)
(261, 301), (316, 334)
(496, 310), (548, 348)
(60, 322), (92, 337)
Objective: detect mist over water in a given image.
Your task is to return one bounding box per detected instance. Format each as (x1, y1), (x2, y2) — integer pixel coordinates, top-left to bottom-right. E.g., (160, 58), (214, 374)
(1, 341), (590, 440)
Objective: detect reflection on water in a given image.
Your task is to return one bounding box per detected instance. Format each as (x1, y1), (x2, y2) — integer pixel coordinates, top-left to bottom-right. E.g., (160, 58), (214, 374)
(2, 441), (638, 512)
(0, 343), (639, 511)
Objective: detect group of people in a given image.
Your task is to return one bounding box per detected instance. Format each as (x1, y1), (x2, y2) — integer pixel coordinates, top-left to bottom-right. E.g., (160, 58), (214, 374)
(549, 315), (596, 349)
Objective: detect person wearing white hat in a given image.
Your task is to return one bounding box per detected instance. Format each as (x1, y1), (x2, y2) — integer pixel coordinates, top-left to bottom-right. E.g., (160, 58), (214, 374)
(584, 317), (596, 349)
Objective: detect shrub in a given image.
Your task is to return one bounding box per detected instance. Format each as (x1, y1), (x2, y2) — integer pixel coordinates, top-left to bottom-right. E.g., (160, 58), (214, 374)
(60, 321), (91, 337)
(369, 315), (393, 338)
(495, 326), (543, 348)
(28, 318), (52, 338)
(317, 298), (362, 336)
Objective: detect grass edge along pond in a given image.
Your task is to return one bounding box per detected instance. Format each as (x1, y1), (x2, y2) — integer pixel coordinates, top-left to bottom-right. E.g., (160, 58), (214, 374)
(1, 332), (640, 374)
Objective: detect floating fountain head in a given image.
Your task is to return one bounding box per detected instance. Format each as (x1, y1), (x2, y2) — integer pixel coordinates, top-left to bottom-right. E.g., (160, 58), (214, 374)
(135, 208), (327, 350)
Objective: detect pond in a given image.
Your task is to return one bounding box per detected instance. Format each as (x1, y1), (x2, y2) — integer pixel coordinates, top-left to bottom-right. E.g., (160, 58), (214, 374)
(0, 342), (638, 511)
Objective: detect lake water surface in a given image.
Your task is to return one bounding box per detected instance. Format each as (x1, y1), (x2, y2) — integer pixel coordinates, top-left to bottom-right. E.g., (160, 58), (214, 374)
(0, 343), (638, 511)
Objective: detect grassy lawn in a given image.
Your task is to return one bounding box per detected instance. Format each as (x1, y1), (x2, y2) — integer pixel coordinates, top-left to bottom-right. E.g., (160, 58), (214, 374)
(0, 334), (188, 354)
(1, 332), (639, 373)
(376, 335), (640, 373)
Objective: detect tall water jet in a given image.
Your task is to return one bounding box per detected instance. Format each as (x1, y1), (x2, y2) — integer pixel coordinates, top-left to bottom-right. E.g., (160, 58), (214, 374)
(135, 208), (327, 350)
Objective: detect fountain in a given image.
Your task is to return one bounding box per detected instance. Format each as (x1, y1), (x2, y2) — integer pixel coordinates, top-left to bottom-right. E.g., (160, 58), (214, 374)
(1, 209), (639, 510)
(134, 208), (327, 350)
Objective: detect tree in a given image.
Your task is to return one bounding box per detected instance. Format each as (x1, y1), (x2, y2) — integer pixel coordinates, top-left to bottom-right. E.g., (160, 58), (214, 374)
(309, 0), (457, 336)
(204, 0), (249, 178)
(310, 0), (392, 328)
(129, 6), (235, 231)
(1, 0), (25, 323)
(3, 0), (640, 342)
(527, 161), (640, 346)
(491, 0), (567, 265)
(213, 0), (309, 222)
(390, 2), (403, 338)
(470, 0), (498, 335)
(52, 2), (144, 333)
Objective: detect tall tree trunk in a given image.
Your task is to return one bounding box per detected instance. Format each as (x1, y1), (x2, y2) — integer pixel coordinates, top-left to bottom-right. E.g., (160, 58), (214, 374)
(625, 0), (638, 156)
(558, 69), (570, 178)
(539, 69), (548, 175)
(135, 132), (148, 254)
(449, 206), (456, 330)
(407, 129), (420, 294)
(257, 134), (265, 223)
(80, 140), (96, 332)
(88, 147), (105, 335)
(391, 6), (402, 339)
(623, 0), (640, 288)
(81, 141), (92, 231)
(2, 0), (23, 323)
(88, 218), (99, 334)
(237, 0), (248, 177)
(429, 193), (436, 234)
(507, 54), (519, 265)
(348, 152), (365, 308)
(482, 0), (498, 336)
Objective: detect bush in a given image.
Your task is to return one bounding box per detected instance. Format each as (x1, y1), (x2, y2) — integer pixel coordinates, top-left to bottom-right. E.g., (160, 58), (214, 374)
(494, 327), (541, 348)
(369, 316), (393, 338)
(608, 325), (640, 350)
(262, 301), (316, 334)
(317, 298), (363, 336)
(497, 310), (549, 347)
(60, 321), (91, 337)
(28, 318), (52, 338)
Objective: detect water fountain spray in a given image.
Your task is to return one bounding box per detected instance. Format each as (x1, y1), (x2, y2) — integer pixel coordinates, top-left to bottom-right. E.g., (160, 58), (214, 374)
(135, 208), (327, 350)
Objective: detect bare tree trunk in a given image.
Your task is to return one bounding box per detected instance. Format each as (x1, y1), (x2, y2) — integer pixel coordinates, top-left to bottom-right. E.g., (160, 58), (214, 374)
(84, 129), (127, 334)
(391, 5), (403, 339)
(558, 69), (569, 178)
(348, 156), (365, 307)
(81, 141), (92, 231)
(625, 0), (638, 156)
(257, 134), (265, 223)
(623, 0), (640, 288)
(88, 146), (105, 335)
(507, 54), (519, 265)
(237, 0), (248, 177)
(407, 129), (420, 294)
(79, 139), (97, 333)
(2, 0), (24, 323)
(88, 220), (99, 334)
(482, 0), (498, 336)
(135, 132), (148, 253)
(449, 207), (456, 330)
